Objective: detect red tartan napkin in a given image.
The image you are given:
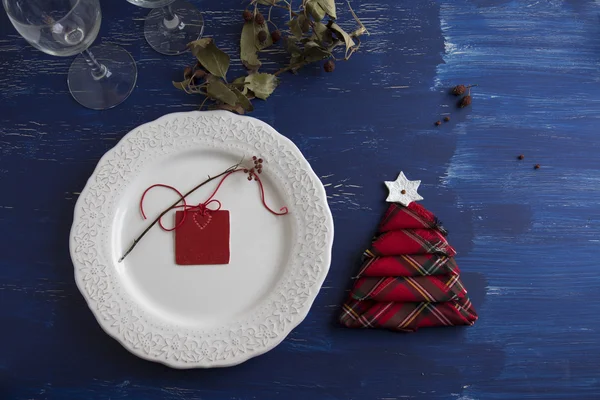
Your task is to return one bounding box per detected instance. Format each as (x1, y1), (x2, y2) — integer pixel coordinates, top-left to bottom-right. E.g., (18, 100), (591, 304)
(371, 229), (456, 257)
(341, 296), (477, 332)
(339, 202), (477, 332)
(379, 202), (446, 233)
(351, 275), (465, 302)
(356, 255), (459, 277)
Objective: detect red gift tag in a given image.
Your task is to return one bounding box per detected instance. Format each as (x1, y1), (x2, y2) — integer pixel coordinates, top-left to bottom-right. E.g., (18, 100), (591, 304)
(174, 210), (230, 265)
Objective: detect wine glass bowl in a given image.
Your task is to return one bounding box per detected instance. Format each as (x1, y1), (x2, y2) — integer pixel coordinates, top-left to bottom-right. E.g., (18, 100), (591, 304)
(3, 0), (101, 57)
(2, 0), (137, 110)
(127, 0), (176, 8)
(126, 0), (204, 55)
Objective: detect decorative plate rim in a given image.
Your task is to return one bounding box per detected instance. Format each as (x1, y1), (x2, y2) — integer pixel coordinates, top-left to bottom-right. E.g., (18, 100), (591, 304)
(69, 110), (334, 368)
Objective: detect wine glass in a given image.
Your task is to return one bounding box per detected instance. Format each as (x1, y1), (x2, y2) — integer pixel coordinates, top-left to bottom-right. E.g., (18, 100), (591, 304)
(3, 0), (137, 110)
(127, 0), (204, 56)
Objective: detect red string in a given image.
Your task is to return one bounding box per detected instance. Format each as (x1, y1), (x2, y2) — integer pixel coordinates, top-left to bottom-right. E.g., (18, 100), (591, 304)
(254, 173), (289, 216)
(140, 184), (187, 231)
(139, 168), (288, 232)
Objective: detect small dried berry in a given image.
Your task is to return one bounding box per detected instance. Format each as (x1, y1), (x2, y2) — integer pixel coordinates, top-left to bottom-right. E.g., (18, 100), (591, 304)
(247, 176), (252, 181)
(443, 116), (450, 122)
(258, 158), (263, 163)
(517, 155), (524, 160)
(255, 13), (265, 25)
(435, 120), (442, 126)
(271, 30), (281, 43)
(183, 66), (193, 79)
(534, 164), (541, 170)
(401, 190), (407, 194)
(243, 169), (249, 173)
(252, 156), (257, 160)
(193, 69), (206, 79)
(257, 30), (268, 43)
(452, 85), (466, 96)
(254, 176), (258, 181)
(243, 10), (253, 22)
(324, 59), (335, 73)
(459, 95), (472, 108)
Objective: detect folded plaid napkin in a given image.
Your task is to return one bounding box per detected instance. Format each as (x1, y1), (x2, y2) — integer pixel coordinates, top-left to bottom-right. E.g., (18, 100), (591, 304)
(371, 229), (456, 257)
(341, 296), (477, 331)
(356, 254), (459, 277)
(340, 202), (478, 332)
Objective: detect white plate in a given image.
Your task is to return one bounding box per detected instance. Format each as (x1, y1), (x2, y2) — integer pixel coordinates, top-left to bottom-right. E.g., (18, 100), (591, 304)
(70, 111), (333, 368)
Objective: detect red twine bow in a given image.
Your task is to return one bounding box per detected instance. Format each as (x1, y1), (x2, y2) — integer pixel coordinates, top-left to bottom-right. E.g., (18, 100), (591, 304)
(140, 167), (288, 232)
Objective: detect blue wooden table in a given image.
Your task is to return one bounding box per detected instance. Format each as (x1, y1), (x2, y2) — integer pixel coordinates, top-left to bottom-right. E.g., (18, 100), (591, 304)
(2, 0), (600, 398)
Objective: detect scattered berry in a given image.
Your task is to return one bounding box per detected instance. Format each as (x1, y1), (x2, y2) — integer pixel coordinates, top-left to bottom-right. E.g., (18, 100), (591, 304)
(534, 164), (541, 170)
(401, 190), (406, 194)
(243, 169), (249, 173)
(252, 156), (257, 160)
(243, 10), (253, 22)
(459, 95), (472, 108)
(271, 30), (281, 43)
(443, 116), (450, 122)
(257, 30), (268, 43)
(452, 85), (466, 96)
(258, 158), (263, 163)
(183, 66), (193, 79)
(324, 59), (335, 73)
(247, 176), (252, 181)
(517, 155), (524, 160)
(255, 13), (265, 25)
(435, 120), (442, 126)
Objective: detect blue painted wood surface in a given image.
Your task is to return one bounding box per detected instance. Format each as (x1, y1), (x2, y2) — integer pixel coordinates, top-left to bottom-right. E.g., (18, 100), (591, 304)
(2, 0), (600, 398)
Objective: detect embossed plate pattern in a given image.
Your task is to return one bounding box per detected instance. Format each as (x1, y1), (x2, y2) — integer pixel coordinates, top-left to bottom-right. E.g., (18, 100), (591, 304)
(70, 111), (334, 368)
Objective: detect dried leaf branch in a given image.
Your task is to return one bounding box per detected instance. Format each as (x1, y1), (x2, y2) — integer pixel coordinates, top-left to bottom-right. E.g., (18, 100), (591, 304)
(172, 0), (368, 114)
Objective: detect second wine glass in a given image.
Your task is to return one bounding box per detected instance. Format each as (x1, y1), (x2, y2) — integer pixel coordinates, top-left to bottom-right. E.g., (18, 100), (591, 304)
(128, 0), (204, 55)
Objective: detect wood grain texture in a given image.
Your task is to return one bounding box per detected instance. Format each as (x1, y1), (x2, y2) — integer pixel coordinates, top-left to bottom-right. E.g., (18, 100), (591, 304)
(1, 0), (599, 399)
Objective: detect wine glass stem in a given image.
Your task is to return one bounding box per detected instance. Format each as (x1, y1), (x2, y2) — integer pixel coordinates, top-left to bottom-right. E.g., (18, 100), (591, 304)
(82, 49), (110, 80)
(161, 5), (180, 30)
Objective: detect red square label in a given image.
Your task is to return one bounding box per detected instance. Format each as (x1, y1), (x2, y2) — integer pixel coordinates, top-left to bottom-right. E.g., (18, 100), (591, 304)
(175, 210), (230, 265)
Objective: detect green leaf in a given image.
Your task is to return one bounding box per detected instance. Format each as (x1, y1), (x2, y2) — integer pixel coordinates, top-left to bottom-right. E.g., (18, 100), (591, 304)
(306, 0), (336, 20)
(231, 87), (254, 112)
(232, 76), (247, 87)
(172, 79), (191, 91)
(231, 76), (249, 95)
(288, 18), (303, 40)
(316, 0), (336, 19)
(298, 14), (310, 33)
(240, 21), (273, 70)
(302, 42), (331, 63)
(244, 73), (279, 100)
(214, 103), (246, 115)
(188, 38), (230, 79)
(312, 21), (333, 44)
(285, 37), (301, 56)
(306, 1), (326, 21)
(328, 22), (355, 54)
(207, 79), (238, 106)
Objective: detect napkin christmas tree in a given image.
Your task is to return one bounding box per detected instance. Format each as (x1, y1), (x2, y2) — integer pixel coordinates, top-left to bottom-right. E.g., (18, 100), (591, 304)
(339, 201), (478, 332)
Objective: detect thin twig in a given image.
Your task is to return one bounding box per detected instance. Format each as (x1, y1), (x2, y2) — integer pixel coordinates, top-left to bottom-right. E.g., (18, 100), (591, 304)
(198, 95), (210, 110)
(347, 1), (369, 35)
(118, 163), (242, 263)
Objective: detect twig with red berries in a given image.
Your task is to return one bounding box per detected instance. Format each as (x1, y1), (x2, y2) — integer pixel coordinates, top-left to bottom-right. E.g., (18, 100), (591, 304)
(119, 159), (246, 263)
